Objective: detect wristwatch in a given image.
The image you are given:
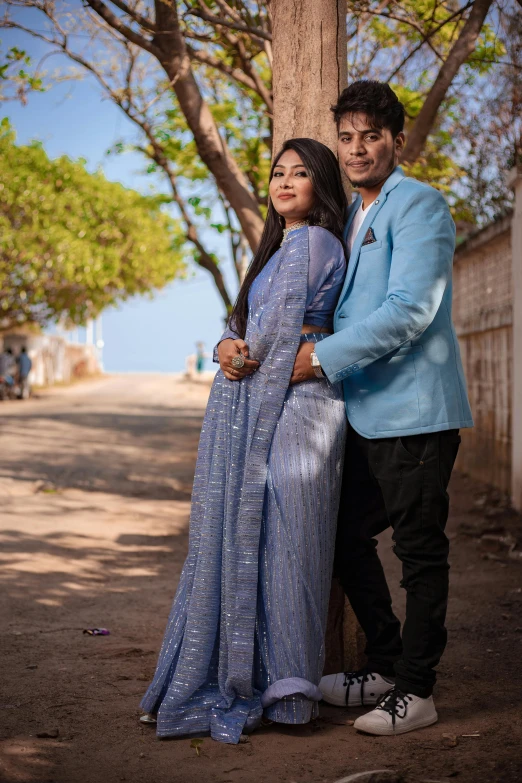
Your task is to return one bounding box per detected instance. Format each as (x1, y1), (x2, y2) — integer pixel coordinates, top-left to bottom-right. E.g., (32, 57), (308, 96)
(310, 351), (324, 378)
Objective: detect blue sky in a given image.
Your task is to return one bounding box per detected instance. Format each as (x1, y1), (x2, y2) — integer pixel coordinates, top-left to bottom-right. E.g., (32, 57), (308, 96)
(3, 24), (237, 373)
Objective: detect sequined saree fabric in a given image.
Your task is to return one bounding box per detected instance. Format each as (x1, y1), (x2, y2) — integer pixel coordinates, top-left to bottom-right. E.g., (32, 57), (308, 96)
(141, 226), (347, 743)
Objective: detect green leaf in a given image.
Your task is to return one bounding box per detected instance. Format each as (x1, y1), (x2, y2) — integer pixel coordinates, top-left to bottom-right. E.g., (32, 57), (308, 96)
(0, 120), (186, 331)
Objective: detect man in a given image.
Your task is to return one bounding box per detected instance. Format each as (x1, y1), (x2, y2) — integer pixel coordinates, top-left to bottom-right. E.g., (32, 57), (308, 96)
(17, 346), (32, 399)
(291, 80), (473, 735)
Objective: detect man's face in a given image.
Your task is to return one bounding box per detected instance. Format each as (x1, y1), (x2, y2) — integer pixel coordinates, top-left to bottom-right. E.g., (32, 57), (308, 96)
(337, 112), (404, 189)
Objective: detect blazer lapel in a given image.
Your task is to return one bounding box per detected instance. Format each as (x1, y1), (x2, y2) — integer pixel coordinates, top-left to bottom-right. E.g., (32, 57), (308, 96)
(337, 167), (406, 304)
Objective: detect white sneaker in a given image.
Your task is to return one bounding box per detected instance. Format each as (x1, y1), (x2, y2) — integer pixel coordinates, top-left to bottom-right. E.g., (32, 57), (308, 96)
(353, 687), (438, 735)
(139, 713), (157, 725)
(320, 668), (394, 707)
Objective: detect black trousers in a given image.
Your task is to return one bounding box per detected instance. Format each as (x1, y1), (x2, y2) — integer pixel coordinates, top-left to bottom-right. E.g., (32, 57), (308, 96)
(335, 426), (461, 698)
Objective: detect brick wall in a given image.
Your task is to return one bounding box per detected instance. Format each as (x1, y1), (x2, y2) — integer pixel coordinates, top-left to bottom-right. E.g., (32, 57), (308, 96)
(453, 214), (513, 494)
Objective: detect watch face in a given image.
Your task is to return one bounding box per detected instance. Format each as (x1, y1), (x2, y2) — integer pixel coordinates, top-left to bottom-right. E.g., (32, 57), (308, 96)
(311, 352), (320, 367)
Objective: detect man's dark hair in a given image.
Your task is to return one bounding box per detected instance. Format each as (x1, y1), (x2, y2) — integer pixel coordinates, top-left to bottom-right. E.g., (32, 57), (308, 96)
(332, 80), (405, 138)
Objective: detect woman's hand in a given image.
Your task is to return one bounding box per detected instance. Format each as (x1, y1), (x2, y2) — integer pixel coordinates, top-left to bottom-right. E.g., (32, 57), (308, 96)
(218, 338), (259, 381)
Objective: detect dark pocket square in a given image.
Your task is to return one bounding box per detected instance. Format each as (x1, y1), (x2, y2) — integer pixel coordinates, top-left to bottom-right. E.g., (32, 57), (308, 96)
(362, 227), (377, 245)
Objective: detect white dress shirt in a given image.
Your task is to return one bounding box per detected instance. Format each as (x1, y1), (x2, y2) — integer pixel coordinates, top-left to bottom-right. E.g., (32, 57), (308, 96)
(346, 198), (376, 254)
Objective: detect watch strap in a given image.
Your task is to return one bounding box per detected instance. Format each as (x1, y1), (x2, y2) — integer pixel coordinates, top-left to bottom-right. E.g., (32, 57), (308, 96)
(310, 351), (324, 378)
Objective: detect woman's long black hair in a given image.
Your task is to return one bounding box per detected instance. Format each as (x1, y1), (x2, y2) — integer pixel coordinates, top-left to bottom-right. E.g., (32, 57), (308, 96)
(229, 137), (348, 339)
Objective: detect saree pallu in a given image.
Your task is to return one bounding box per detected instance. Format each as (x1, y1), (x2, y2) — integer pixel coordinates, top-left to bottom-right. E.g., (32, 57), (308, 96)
(141, 227), (347, 743)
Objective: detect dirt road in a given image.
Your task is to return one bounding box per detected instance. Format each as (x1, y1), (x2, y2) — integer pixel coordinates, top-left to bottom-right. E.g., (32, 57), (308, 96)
(1, 375), (521, 783)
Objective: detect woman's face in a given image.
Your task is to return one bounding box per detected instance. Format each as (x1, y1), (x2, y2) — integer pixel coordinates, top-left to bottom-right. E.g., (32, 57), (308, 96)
(269, 149), (314, 227)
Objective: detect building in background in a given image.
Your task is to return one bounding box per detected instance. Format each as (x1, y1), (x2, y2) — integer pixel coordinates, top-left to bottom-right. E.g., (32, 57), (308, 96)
(0, 331), (101, 388)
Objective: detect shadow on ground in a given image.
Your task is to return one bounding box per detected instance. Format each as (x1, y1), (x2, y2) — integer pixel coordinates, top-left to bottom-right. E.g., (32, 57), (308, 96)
(1, 377), (522, 783)
(0, 405), (204, 501)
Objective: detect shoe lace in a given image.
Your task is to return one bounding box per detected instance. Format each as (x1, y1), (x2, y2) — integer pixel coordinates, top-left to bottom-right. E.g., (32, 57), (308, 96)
(375, 687), (413, 727)
(342, 665), (377, 706)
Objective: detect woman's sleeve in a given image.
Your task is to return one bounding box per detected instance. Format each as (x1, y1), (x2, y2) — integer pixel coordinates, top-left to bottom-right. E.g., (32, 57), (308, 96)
(305, 227), (347, 325)
(212, 320), (240, 363)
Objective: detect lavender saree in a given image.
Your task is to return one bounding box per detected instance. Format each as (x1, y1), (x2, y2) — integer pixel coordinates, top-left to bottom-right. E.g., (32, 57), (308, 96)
(141, 226), (347, 744)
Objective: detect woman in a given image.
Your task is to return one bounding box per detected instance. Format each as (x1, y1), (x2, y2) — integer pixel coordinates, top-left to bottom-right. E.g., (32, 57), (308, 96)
(140, 138), (348, 744)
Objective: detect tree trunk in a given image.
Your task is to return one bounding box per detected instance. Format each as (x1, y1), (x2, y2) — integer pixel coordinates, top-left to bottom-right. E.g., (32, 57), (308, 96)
(271, 0), (365, 674)
(272, 0), (347, 155)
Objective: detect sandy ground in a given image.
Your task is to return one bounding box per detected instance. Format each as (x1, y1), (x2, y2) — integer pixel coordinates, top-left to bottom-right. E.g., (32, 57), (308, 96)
(1, 374), (521, 783)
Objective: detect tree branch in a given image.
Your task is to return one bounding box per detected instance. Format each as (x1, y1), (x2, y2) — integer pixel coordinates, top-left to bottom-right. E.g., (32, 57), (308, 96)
(132, 132), (233, 311)
(214, 0), (246, 26)
(184, 28), (216, 43)
(148, 0), (264, 251)
(0, 19), (60, 52)
(108, 88), (234, 309)
(385, 1), (475, 81)
(218, 192), (243, 282)
(245, 169), (268, 206)
(106, 0), (157, 32)
(187, 43), (269, 104)
(403, 0), (494, 165)
(85, 0), (161, 56)
(376, 9), (445, 63)
(233, 35), (273, 112)
(186, 5), (272, 42)
(348, 0), (390, 41)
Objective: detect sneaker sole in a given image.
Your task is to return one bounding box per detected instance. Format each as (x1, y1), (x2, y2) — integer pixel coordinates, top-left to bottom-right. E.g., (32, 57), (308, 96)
(321, 694), (385, 708)
(354, 713), (438, 736)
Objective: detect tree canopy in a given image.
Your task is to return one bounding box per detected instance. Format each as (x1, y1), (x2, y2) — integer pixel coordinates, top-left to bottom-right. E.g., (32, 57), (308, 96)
(0, 119), (186, 331)
(1, 1), (520, 315)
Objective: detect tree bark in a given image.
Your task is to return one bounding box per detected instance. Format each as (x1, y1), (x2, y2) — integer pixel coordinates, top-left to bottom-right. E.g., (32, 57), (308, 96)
(271, 0), (365, 674)
(272, 0), (347, 155)
(403, 0), (494, 165)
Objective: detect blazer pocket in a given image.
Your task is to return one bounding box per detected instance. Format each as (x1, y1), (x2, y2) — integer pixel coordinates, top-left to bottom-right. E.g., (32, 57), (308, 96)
(360, 239), (383, 253)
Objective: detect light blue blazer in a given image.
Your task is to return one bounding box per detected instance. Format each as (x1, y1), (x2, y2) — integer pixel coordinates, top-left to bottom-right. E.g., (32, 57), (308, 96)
(315, 167), (474, 439)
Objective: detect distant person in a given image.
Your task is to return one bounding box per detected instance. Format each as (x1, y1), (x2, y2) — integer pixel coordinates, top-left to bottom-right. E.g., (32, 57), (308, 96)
(0, 348), (16, 387)
(195, 341), (206, 373)
(0, 349), (9, 380)
(140, 138), (348, 743)
(17, 347), (32, 399)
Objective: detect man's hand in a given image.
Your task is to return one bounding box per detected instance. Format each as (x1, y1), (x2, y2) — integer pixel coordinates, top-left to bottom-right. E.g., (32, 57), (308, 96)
(290, 342), (317, 385)
(218, 338), (259, 381)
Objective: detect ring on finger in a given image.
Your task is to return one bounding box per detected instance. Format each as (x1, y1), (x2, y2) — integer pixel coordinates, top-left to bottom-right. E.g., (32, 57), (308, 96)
(231, 354), (245, 369)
